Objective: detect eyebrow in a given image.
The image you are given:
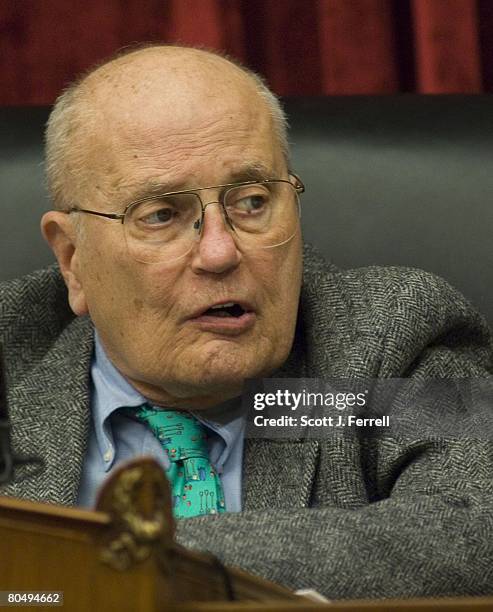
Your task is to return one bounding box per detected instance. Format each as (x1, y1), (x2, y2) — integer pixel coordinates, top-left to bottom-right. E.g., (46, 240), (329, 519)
(120, 162), (277, 206)
(226, 163), (277, 184)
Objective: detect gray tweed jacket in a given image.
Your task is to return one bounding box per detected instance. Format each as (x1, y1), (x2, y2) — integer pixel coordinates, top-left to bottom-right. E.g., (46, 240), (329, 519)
(1, 244), (493, 600)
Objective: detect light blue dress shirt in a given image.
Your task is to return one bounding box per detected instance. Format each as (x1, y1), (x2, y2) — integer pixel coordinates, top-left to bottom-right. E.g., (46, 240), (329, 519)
(77, 332), (245, 512)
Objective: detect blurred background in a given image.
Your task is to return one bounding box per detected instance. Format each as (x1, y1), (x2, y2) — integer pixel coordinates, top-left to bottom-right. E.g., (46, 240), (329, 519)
(1, 0), (492, 323)
(2, 0), (493, 102)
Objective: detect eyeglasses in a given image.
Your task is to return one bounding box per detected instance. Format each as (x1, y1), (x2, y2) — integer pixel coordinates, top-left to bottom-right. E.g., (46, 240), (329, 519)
(68, 174), (305, 265)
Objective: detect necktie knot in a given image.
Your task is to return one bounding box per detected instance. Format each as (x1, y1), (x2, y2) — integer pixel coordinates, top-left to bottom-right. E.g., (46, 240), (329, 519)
(133, 405), (209, 460)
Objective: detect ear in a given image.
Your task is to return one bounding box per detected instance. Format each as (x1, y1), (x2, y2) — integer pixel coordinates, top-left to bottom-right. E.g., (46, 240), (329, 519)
(41, 211), (89, 316)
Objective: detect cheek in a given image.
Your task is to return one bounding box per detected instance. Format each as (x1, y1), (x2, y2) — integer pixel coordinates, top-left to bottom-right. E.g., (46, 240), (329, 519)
(261, 240), (302, 296)
(274, 250), (302, 333)
(80, 225), (186, 336)
(248, 244), (302, 330)
(75, 231), (148, 321)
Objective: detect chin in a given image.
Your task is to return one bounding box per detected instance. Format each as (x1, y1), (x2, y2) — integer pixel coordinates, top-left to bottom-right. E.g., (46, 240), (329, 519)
(181, 345), (284, 392)
(188, 362), (258, 389)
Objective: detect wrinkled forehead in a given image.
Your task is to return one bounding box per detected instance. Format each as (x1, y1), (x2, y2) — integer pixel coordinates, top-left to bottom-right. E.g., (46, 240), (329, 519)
(75, 50), (281, 196)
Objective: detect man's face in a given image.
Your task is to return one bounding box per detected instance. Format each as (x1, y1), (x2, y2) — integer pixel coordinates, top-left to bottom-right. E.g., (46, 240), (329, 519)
(51, 53), (302, 409)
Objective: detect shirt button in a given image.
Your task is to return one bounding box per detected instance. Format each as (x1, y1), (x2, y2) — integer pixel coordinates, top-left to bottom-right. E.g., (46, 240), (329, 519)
(103, 450), (113, 462)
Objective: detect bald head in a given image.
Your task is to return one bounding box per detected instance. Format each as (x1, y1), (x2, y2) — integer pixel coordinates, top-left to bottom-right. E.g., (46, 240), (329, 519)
(45, 45), (289, 211)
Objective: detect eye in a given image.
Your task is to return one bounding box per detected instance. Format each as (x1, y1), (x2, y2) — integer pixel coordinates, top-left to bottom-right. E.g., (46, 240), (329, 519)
(131, 194), (198, 228)
(228, 192), (269, 214)
(141, 207), (176, 225)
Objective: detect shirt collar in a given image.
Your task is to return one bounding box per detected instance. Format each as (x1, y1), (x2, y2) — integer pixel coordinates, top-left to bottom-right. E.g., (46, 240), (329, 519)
(91, 331), (146, 469)
(91, 331), (245, 470)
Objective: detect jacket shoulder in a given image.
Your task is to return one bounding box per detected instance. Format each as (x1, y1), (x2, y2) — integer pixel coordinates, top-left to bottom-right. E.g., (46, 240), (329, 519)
(301, 243), (492, 376)
(341, 264), (486, 333)
(0, 266), (75, 373)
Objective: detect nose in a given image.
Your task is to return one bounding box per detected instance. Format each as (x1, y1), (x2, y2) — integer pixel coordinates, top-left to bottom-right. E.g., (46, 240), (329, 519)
(190, 200), (241, 274)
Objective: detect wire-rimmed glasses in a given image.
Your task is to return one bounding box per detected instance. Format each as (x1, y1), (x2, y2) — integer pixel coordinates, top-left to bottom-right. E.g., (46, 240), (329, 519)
(68, 174), (304, 264)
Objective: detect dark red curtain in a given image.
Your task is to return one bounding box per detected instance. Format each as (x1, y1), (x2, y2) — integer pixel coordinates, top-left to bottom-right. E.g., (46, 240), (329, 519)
(1, 0), (491, 104)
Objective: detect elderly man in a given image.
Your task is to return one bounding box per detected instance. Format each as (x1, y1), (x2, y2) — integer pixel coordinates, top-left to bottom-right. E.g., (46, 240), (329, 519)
(1, 45), (493, 600)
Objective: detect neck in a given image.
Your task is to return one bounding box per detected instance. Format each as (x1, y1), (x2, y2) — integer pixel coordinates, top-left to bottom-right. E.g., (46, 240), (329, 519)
(126, 375), (244, 411)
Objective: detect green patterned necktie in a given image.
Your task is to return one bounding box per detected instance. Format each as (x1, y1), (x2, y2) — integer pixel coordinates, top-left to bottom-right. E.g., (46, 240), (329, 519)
(132, 404), (226, 518)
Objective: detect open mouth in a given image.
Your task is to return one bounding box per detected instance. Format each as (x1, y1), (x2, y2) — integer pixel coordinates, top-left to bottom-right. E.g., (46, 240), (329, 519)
(189, 301), (256, 334)
(203, 302), (246, 318)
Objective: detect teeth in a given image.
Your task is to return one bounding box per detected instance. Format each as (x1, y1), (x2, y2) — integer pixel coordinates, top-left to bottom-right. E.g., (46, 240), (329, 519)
(210, 302), (235, 309)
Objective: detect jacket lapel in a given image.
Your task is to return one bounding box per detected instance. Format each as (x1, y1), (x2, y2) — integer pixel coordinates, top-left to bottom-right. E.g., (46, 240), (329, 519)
(242, 309), (321, 511)
(3, 316), (93, 506)
(242, 245), (359, 510)
(243, 438), (320, 510)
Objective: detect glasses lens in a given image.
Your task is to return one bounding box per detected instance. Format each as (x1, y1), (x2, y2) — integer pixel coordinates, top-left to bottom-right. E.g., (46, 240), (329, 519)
(124, 193), (202, 264)
(123, 181), (301, 264)
(223, 181), (300, 249)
